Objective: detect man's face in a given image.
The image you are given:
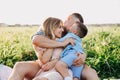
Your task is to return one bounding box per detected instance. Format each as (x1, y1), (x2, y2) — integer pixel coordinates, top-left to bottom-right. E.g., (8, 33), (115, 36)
(64, 15), (74, 31)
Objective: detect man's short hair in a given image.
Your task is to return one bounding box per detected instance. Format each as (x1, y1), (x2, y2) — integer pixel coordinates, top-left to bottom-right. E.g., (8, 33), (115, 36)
(72, 13), (84, 23)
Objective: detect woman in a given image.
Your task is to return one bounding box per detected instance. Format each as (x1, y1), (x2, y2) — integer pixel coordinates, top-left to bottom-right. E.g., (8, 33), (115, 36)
(33, 17), (75, 80)
(8, 17), (74, 80)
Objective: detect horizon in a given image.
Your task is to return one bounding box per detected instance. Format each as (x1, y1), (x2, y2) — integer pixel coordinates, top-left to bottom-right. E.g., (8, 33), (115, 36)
(0, 0), (120, 25)
(0, 23), (120, 26)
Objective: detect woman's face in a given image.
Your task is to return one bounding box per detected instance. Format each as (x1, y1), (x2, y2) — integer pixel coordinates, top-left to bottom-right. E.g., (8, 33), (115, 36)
(53, 25), (64, 38)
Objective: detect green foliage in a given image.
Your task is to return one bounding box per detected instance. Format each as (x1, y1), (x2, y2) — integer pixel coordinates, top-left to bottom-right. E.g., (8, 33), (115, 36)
(83, 27), (120, 79)
(0, 27), (37, 67)
(0, 26), (120, 79)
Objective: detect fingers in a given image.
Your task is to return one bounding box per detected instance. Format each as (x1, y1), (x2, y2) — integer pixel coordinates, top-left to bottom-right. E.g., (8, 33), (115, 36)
(73, 52), (82, 66)
(73, 58), (80, 66)
(63, 38), (75, 47)
(76, 52), (80, 56)
(73, 61), (81, 66)
(71, 38), (75, 46)
(70, 41), (75, 46)
(42, 48), (46, 52)
(42, 64), (49, 71)
(73, 60), (83, 66)
(42, 62), (52, 71)
(69, 38), (75, 46)
(74, 53), (81, 62)
(42, 65), (48, 71)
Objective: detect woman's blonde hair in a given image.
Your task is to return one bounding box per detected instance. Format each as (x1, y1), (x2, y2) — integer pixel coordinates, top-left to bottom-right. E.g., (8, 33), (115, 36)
(43, 17), (63, 39)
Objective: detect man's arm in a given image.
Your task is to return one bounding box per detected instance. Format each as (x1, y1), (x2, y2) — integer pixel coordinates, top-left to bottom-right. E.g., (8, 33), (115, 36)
(32, 35), (74, 48)
(73, 52), (87, 66)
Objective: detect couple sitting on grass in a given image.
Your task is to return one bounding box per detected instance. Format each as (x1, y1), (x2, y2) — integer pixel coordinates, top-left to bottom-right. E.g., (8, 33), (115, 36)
(9, 13), (99, 80)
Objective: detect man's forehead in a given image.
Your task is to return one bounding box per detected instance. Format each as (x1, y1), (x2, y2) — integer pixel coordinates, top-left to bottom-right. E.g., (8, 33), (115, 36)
(68, 15), (79, 22)
(67, 15), (72, 20)
(70, 16), (79, 23)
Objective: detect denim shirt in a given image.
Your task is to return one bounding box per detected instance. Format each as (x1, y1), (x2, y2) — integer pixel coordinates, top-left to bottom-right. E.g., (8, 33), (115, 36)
(31, 28), (45, 39)
(58, 32), (84, 57)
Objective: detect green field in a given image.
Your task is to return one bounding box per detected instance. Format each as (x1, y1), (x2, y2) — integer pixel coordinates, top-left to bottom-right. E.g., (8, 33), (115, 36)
(0, 26), (120, 79)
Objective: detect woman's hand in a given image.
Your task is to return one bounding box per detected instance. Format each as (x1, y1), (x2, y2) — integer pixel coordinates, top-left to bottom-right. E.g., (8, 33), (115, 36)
(42, 59), (58, 71)
(63, 38), (75, 47)
(73, 52), (86, 66)
(42, 62), (53, 71)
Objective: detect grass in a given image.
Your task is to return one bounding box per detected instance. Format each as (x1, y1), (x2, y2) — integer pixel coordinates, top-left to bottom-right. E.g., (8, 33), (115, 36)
(0, 26), (120, 79)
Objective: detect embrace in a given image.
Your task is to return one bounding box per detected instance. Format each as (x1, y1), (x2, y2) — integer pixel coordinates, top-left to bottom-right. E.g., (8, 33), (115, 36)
(8, 13), (99, 80)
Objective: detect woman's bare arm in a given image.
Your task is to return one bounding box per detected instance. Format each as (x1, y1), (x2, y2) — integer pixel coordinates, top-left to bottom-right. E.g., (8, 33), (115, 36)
(51, 47), (63, 60)
(33, 44), (54, 64)
(41, 48), (54, 64)
(42, 48), (63, 71)
(32, 35), (64, 48)
(32, 35), (74, 48)
(32, 44), (46, 59)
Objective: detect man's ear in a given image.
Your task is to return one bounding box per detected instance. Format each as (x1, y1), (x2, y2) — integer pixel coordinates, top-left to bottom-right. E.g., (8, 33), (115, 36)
(75, 19), (80, 23)
(73, 29), (77, 34)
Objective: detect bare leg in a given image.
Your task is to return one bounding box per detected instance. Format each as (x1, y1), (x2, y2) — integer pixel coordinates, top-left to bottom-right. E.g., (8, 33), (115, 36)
(33, 77), (48, 80)
(8, 61), (41, 80)
(55, 61), (70, 78)
(73, 77), (79, 80)
(81, 65), (99, 80)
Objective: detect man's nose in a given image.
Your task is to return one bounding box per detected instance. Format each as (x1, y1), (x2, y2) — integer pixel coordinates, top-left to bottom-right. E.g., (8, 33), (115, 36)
(62, 28), (64, 31)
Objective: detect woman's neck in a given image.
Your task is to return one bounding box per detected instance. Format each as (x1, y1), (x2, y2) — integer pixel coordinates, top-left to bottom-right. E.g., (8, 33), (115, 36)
(55, 38), (59, 40)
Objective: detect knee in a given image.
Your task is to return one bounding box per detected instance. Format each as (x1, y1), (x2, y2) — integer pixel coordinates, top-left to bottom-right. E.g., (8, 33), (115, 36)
(13, 62), (27, 73)
(40, 77), (48, 80)
(55, 62), (59, 71)
(55, 61), (66, 71)
(13, 62), (23, 70)
(33, 77), (48, 80)
(41, 58), (49, 64)
(81, 65), (99, 80)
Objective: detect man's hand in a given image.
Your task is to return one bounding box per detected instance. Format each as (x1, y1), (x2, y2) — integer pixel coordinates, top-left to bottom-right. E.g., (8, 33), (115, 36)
(73, 52), (86, 66)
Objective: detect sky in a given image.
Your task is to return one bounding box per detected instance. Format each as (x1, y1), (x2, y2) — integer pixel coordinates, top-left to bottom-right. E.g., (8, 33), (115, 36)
(0, 0), (120, 25)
